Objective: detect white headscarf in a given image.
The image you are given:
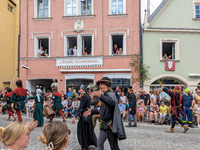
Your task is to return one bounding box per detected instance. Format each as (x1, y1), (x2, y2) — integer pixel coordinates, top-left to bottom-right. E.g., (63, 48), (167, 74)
(36, 89), (41, 102)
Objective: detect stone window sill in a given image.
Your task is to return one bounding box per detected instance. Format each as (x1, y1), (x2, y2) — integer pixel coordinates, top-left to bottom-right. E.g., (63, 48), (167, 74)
(160, 60), (180, 62)
(107, 14), (128, 17)
(192, 18), (200, 20)
(33, 17), (52, 21)
(62, 15), (95, 19)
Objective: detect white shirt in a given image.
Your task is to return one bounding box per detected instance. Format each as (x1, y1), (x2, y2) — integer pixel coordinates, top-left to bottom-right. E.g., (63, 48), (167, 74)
(73, 49), (77, 56)
(38, 49), (44, 55)
(120, 96), (126, 104)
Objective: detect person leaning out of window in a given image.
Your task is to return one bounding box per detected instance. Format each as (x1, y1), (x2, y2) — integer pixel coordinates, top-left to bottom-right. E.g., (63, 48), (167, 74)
(38, 47), (48, 57)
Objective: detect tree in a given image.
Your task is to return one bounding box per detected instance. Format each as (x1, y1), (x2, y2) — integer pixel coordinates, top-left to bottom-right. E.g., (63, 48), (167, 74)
(129, 54), (150, 85)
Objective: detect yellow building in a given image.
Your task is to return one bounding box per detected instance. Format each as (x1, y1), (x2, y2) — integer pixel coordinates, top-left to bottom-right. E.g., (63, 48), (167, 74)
(0, 0), (19, 90)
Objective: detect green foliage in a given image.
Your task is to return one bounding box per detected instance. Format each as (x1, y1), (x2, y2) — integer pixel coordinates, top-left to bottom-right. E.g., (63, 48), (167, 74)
(129, 54), (150, 83)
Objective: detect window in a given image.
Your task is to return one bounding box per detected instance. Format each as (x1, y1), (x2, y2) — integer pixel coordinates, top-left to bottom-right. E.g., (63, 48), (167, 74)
(195, 4), (200, 19)
(67, 36), (78, 56)
(110, 0), (125, 15)
(160, 39), (179, 60)
(109, 33), (126, 55)
(64, 34), (93, 56)
(64, 0), (93, 16)
(8, 4), (13, 13)
(81, 0), (92, 15)
(66, 0), (77, 16)
(35, 36), (50, 57)
(82, 36), (92, 55)
(36, 0), (49, 18)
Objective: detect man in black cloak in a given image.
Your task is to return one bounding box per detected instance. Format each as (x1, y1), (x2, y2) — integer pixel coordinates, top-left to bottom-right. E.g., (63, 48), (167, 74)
(84, 77), (126, 150)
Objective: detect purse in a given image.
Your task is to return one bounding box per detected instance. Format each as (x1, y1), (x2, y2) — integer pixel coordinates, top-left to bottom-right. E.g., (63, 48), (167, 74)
(82, 115), (91, 123)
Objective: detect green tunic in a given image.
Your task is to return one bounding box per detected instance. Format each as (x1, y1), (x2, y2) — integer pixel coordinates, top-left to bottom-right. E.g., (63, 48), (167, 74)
(11, 93), (26, 110)
(5, 96), (13, 104)
(52, 94), (63, 110)
(29, 96), (44, 126)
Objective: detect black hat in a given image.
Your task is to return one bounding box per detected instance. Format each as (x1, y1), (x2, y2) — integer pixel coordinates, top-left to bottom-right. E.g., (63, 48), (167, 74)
(128, 86), (133, 91)
(96, 77), (111, 87)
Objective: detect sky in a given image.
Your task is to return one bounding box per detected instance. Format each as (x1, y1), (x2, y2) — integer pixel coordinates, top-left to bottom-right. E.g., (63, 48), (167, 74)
(141, 0), (162, 23)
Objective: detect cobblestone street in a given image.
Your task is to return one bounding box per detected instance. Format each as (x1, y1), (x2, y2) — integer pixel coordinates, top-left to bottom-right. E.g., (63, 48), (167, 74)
(0, 115), (199, 150)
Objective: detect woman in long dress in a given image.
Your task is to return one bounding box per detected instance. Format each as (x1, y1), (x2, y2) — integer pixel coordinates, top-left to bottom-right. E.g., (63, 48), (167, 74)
(72, 84), (97, 150)
(28, 89), (44, 127)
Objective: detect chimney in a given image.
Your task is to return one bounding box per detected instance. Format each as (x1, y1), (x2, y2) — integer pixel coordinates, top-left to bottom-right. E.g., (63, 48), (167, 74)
(147, 0), (150, 19)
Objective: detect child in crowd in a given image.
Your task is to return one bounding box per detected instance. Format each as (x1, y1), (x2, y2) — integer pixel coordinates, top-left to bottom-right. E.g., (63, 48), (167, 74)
(137, 99), (145, 123)
(158, 101), (168, 125)
(150, 100), (159, 125)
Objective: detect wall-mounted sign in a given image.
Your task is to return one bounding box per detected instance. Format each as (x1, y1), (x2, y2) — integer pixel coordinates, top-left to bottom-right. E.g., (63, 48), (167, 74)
(165, 61), (175, 71)
(56, 57), (103, 68)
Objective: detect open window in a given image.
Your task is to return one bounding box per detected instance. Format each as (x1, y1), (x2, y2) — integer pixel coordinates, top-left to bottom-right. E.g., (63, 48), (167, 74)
(160, 39), (179, 60)
(35, 36), (50, 57)
(82, 36), (92, 55)
(67, 37), (77, 56)
(162, 42), (175, 60)
(38, 38), (49, 57)
(110, 34), (125, 55)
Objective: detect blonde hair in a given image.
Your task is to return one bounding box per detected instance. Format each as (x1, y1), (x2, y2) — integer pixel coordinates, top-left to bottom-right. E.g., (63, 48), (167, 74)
(38, 121), (70, 150)
(0, 122), (26, 146)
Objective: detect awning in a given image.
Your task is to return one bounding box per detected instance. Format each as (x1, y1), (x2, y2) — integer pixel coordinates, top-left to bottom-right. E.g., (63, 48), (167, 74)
(60, 69), (131, 72)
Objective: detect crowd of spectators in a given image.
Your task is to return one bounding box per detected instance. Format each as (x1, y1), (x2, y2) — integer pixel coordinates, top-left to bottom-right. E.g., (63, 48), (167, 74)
(1, 83), (200, 128)
(116, 87), (200, 128)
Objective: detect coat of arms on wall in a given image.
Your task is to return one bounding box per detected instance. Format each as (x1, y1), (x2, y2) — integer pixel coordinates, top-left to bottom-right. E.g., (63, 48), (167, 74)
(165, 61), (175, 71)
(74, 19), (84, 32)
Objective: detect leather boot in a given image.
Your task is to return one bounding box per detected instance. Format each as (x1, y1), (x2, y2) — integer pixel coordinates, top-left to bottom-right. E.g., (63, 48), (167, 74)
(183, 125), (189, 133)
(166, 128), (174, 133)
(13, 116), (17, 121)
(6, 118), (11, 121)
(188, 123), (195, 128)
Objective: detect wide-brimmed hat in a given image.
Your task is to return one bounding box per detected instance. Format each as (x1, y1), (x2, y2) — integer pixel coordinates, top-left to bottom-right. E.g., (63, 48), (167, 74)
(138, 100), (142, 104)
(197, 90), (200, 93)
(96, 77), (111, 87)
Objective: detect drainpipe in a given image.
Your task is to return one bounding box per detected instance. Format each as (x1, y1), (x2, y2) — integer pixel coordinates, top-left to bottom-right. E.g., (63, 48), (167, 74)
(139, 0), (143, 88)
(18, 0), (21, 77)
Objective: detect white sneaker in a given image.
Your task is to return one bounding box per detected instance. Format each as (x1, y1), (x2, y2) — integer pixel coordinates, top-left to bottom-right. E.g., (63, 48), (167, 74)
(198, 125), (200, 128)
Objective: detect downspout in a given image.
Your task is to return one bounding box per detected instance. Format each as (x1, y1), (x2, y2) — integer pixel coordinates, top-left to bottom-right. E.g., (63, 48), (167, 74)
(18, 0), (21, 77)
(139, 0), (143, 88)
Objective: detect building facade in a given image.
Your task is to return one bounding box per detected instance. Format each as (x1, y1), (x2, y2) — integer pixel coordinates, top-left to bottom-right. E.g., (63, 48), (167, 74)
(0, 0), (19, 89)
(20, 0), (140, 94)
(143, 0), (200, 92)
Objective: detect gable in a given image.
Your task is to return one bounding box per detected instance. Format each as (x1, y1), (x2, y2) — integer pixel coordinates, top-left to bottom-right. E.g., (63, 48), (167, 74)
(148, 0), (200, 29)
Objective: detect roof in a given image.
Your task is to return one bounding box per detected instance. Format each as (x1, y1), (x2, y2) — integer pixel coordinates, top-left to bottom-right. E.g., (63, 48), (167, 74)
(148, 0), (170, 23)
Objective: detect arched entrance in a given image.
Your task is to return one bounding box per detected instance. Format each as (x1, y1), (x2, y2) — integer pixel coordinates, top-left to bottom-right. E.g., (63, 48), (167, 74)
(151, 78), (186, 90)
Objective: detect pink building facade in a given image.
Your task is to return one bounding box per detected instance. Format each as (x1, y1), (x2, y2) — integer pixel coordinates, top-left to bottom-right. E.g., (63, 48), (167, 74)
(20, 0), (140, 94)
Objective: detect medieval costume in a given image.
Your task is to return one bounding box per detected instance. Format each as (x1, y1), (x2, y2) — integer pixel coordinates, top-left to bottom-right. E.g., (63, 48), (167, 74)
(11, 80), (27, 122)
(161, 84), (189, 133)
(28, 89), (44, 127)
(49, 88), (66, 122)
(4, 88), (16, 121)
(73, 84), (97, 150)
(126, 86), (137, 127)
(92, 77), (126, 150)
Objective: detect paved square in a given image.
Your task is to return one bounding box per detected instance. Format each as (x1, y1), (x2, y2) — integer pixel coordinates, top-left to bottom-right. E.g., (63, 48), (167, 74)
(0, 115), (199, 150)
